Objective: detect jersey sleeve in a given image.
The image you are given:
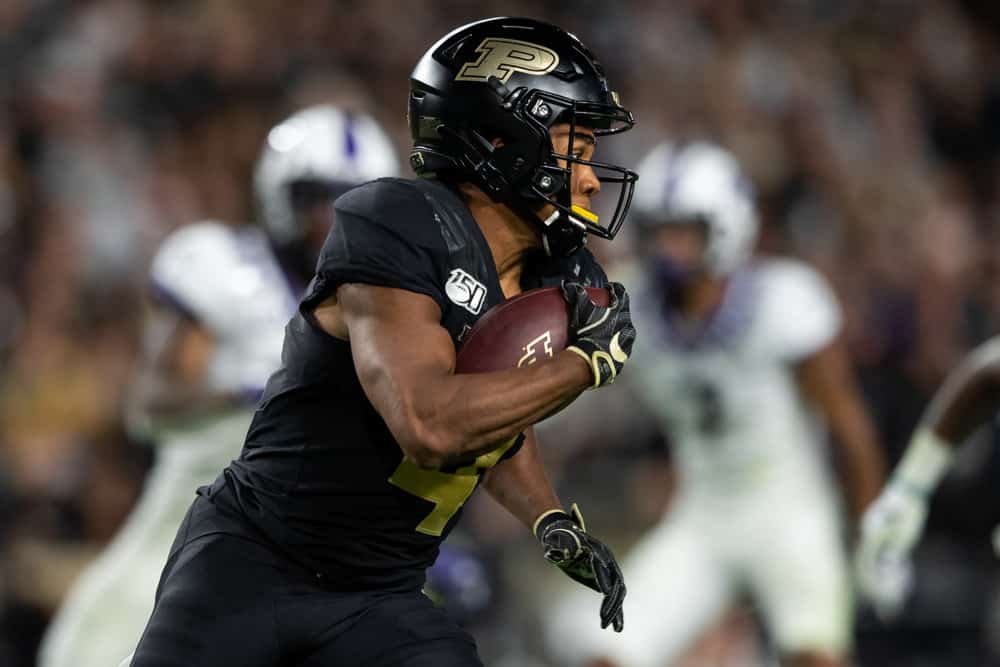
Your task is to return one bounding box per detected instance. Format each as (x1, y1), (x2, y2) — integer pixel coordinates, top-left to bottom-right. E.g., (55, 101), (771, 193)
(303, 178), (448, 311)
(149, 221), (240, 333)
(755, 258), (842, 361)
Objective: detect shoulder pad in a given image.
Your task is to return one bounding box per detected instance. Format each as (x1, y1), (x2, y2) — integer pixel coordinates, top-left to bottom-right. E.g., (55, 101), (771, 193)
(753, 257), (842, 361)
(149, 221), (243, 327)
(308, 178), (452, 310)
(334, 177), (443, 249)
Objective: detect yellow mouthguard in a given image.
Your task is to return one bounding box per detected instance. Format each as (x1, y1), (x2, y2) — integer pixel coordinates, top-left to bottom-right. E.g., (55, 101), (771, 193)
(570, 205), (599, 224)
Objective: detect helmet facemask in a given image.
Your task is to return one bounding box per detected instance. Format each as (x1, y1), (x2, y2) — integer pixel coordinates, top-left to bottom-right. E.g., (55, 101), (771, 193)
(275, 179), (358, 281)
(481, 81), (637, 256)
(631, 140), (759, 277)
(637, 213), (712, 307)
(418, 78), (637, 257)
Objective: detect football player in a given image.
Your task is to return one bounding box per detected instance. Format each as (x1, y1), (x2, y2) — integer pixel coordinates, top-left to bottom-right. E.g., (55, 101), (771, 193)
(548, 141), (884, 667)
(128, 17), (638, 667)
(38, 104), (399, 667)
(857, 336), (1000, 619)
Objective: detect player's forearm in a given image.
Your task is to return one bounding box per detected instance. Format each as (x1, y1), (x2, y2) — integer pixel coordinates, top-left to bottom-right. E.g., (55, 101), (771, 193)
(134, 382), (248, 420)
(831, 397), (885, 519)
(482, 428), (561, 528)
(129, 366), (257, 424)
(395, 351), (591, 468)
(887, 339), (1000, 497)
(796, 339), (885, 517)
(130, 306), (247, 427)
(924, 338), (1000, 445)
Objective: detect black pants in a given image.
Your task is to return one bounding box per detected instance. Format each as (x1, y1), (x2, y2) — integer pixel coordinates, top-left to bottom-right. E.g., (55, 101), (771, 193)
(130, 492), (483, 667)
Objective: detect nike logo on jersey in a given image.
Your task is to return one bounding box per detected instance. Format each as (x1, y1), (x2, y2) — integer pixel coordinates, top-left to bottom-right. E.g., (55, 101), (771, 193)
(445, 268), (487, 314)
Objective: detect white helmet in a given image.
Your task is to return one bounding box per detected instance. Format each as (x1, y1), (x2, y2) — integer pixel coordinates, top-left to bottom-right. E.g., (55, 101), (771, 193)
(254, 104), (400, 245)
(632, 141), (758, 275)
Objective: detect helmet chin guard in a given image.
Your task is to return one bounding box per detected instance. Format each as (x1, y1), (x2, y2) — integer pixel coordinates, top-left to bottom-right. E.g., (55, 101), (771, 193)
(498, 83), (637, 256)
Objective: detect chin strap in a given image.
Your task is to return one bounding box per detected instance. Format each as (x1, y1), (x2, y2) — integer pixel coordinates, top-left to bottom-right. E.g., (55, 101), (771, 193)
(534, 206), (598, 257)
(415, 132), (601, 258)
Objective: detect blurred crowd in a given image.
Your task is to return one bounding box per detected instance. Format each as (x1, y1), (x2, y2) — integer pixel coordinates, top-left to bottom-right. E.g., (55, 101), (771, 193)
(2, 0), (1000, 665)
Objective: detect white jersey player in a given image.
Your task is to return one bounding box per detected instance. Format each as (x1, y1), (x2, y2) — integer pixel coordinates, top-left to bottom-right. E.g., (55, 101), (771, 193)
(547, 142), (884, 667)
(857, 336), (1000, 620)
(38, 105), (399, 667)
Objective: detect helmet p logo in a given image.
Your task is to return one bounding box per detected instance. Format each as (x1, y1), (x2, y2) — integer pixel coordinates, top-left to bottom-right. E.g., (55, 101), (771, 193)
(456, 38), (560, 84)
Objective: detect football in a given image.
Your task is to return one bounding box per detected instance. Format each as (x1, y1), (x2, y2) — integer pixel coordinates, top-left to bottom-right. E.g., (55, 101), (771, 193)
(455, 286), (611, 374)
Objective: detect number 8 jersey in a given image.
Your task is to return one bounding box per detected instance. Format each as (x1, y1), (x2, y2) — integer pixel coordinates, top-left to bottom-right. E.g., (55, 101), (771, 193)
(220, 177), (607, 591)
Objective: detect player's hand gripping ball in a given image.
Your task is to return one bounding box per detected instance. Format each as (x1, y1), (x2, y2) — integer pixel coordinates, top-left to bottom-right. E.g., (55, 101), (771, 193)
(454, 284), (612, 374)
(562, 281), (635, 388)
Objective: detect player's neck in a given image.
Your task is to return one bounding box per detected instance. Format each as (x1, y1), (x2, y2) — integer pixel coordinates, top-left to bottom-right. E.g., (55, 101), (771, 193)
(460, 183), (540, 295)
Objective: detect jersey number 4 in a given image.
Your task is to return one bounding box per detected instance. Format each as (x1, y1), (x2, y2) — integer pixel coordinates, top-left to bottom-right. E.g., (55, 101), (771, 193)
(389, 436), (518, 536)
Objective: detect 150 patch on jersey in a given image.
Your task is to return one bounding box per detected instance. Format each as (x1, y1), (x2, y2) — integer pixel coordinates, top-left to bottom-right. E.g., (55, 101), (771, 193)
(445, 268), (487, 314)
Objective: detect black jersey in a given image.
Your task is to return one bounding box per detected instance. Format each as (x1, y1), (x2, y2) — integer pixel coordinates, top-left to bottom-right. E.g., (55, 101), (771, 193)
(222, 177), (607, 591)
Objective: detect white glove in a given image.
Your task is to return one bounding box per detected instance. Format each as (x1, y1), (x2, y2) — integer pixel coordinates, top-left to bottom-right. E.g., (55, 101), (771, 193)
(856, 483), (927, 620)
(855, 428), (954, 621)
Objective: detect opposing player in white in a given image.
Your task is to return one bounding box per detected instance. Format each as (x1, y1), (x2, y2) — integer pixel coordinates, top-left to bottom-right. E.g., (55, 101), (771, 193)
(38, 105), (399, 667)
(857, 336), (1000, 619)
(547, 142), (884, 667)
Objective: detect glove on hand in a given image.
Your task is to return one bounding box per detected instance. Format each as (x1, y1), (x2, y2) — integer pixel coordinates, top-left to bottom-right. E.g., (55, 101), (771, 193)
(563, 281), (636, 389)
(856, 482), (928, 620)
(535, 504), (626, 632)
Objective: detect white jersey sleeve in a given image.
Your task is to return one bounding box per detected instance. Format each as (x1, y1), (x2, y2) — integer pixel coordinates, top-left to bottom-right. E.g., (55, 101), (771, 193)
(149, 222), (244, 335)
(752, 258), (842, 362)
(148, 221), (295, 395)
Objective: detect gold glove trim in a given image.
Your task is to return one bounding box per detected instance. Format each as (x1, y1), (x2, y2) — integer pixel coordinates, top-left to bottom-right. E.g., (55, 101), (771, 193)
(533, 508), (566, 538)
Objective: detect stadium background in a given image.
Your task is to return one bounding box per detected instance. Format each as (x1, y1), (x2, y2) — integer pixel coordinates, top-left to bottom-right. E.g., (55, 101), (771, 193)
(2, 0), (1000, 665)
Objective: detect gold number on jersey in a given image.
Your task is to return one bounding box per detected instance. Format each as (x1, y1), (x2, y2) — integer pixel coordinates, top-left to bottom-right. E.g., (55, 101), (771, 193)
(389, 436), (518, 536)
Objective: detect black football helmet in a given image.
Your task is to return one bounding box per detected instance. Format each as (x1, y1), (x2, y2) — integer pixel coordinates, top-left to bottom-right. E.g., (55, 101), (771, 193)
(409, 17), (638, 256)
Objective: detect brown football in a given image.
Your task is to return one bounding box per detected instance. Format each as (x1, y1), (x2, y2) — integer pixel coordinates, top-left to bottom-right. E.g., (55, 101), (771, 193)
(455, 286), (611, 374)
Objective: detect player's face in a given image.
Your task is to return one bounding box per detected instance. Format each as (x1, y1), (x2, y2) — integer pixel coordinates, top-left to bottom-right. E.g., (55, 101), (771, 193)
(300, 201), (335, 259)
(279, 198), (338, 283)
(646, 222), (709, 302)
(549, 124), (599, 210)
(651, 222), (707, 273)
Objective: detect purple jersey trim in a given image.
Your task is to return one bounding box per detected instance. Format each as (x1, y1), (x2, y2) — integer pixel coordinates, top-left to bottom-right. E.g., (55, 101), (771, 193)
(148, 280), (202, 324)
(647, 267), (758, 350)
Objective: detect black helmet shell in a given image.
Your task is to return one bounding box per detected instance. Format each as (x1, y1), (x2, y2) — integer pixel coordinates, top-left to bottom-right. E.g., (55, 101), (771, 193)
(409, 17), (637, 256)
